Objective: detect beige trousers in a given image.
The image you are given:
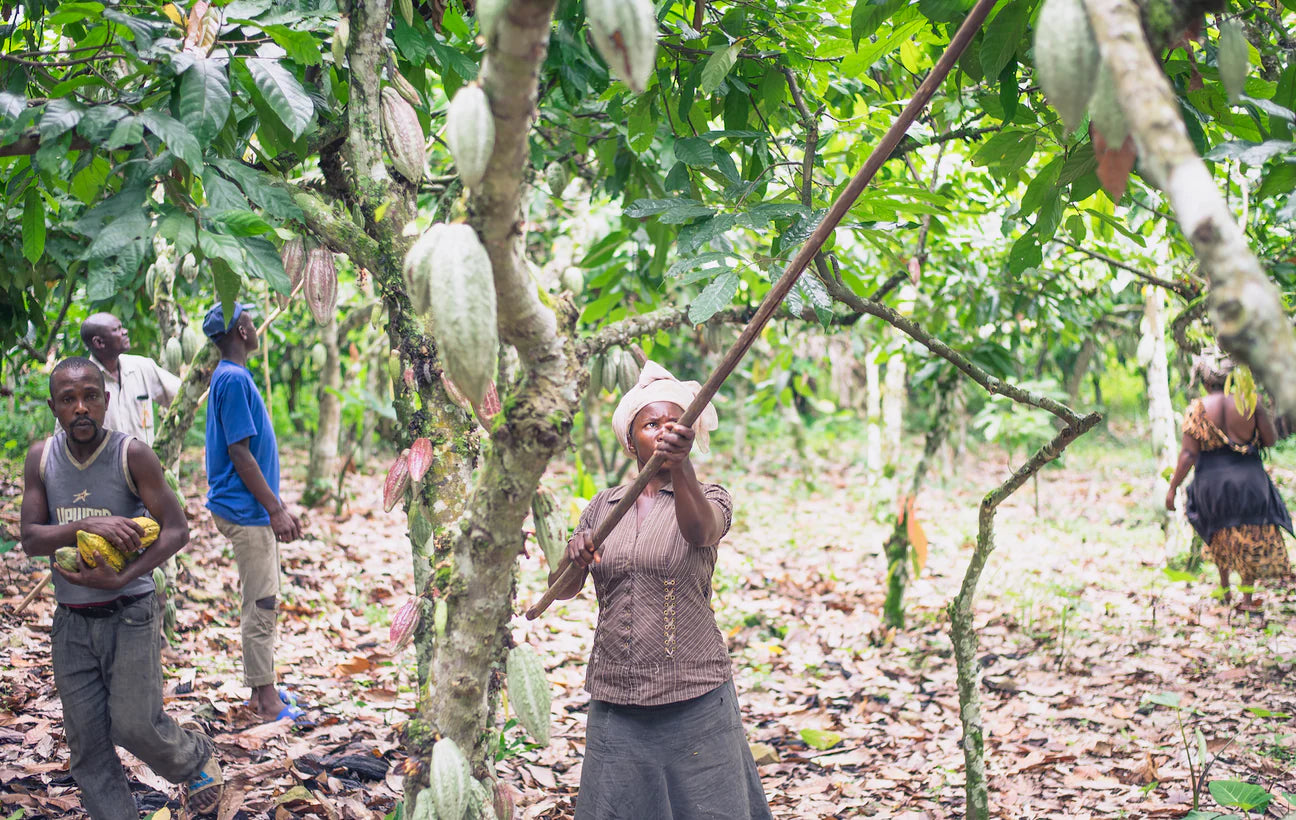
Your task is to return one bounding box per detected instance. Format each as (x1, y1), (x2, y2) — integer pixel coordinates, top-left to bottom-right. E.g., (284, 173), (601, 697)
(213, 515), (280, 688)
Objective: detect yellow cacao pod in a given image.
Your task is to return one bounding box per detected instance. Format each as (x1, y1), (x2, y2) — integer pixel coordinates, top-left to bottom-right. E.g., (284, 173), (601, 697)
(304, 247), (338, 326)
(587, 0), (658, 94)
(381, 86), (425, 184)
(76, 518), (157, 572)
(426, 224), (498, 407)
(1033, 0), (1098, 133)
(445, 83), (494, 189)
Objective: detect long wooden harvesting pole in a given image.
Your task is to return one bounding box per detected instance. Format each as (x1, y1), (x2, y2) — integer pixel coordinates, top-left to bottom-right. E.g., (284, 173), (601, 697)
(525, 0), (1000, 620)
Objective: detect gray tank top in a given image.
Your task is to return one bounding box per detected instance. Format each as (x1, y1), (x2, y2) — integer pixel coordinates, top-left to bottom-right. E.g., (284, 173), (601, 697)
(40, 430), (154, 604)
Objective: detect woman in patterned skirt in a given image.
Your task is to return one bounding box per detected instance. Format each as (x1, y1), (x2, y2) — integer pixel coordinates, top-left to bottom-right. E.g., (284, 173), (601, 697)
(1166, 350), (1293, 611)
(548, 361), (772, 820)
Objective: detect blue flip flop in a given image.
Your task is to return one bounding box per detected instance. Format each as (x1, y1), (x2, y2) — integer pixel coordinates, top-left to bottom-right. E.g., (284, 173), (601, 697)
(277, 686), (310, 709)
(275, 702), (316, 729)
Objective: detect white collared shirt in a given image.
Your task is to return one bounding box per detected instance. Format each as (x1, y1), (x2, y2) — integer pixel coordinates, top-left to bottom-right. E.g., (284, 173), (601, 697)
(90, 353), (182, 445)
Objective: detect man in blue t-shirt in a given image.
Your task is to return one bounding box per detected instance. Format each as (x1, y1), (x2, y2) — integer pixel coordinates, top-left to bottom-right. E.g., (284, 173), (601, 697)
(202, 302), (308, 724)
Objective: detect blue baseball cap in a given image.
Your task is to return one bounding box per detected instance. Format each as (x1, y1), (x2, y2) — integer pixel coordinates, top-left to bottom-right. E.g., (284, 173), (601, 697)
(202, 302), (248, 339)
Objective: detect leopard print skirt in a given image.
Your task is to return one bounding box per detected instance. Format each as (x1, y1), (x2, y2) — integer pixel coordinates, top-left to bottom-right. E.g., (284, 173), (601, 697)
(1206, 524), (1293, 583)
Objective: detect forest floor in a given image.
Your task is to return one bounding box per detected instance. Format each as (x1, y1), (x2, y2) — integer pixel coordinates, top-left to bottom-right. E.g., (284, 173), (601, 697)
(0, 423), (1294, 819)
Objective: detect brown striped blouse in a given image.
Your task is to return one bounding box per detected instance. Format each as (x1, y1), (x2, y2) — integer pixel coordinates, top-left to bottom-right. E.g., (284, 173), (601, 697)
(573, 480), (734, 706)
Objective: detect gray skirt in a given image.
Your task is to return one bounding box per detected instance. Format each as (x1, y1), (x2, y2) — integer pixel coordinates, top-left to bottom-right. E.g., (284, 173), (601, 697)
(575, 678), (772, 820)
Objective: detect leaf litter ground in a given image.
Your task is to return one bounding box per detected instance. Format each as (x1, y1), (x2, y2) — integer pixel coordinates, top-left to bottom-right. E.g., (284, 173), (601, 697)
(0, 429), (1293, 819)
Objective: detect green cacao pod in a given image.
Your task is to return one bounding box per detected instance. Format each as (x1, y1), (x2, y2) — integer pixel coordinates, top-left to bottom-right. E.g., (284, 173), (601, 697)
(396, 0), (413, 26)
(163, 337), (183, 374)
(587, 353), (604, 395)
(332, 17), (349, 68)
(144, 260), (161, 303)
(54, 547), (80, 573)
(617, 353), (640, 393)
(279, 361), (293, 383)
(391, 69), (422, 109)
(477, 0), (506, 42)
(587, 0), (657, 94)
(445, 83), (495, 189)
(409, 499), (433, 550)
(387, 349), (404, 386)
(382, 86), (425, 184)
(181, 325), (204, 362)
(403, 223), (445, 317)
(530, 489), (567, 567)
(304, 247), (338, 326)
(468, 778), (496, 820)
(1218, 21), (1249, 104)
(545, 162), (569, 197)
(310, 343), (327, 369)
(430, 738), (472, 820)
(601, 349), (620, 395)
(559, 267), (583, 294)
(179, 254), (198, 281)
(426, 224), (498, 407)
(433, 598), (447, 641)
(1033, 0), (1098, 133)
(411, 789), (436, 820)
(1087, 63), (1127, 147)
(507, 644), (552, 746)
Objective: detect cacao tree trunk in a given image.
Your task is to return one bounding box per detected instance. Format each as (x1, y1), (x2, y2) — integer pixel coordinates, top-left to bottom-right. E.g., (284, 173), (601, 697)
(948, 414), (1100, 818)
(882, 373), (953, 627)
(865, 346), (883, 473)
(1065, 338), (1097, 405)
(1141, 287), (1193, 562)
(304, 316), (343, 508)
(882, 336), (906, 465)
(153, 346), (218, 469)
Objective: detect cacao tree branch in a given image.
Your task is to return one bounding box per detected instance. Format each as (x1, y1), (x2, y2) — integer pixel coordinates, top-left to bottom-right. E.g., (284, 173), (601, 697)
(0, 128), (90, 157)
(476, 1), (563, 360)
(947, 411), (1102, 819)
(283, 185), (385, 274)
(1052, 237), (1200, 299)
(1084, 0), (1296, 417)
(819, 276), (1088, 425)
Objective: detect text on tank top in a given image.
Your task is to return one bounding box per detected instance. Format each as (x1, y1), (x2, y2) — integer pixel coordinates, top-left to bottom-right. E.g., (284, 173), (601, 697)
(40, 429), (154, 605)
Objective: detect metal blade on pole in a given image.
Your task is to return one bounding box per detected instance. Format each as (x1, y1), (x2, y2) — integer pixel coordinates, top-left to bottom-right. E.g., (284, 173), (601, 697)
(526, 0), (999, 620)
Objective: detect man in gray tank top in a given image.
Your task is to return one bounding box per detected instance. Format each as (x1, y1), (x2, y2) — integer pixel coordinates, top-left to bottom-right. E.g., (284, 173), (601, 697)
(20, 357), (223, 817)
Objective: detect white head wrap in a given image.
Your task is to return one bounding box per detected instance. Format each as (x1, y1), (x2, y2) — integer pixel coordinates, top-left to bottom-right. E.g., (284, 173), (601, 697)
(611, 361), (718, 457)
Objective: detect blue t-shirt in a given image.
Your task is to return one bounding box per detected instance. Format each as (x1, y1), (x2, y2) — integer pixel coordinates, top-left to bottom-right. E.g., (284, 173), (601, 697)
(205, 360), (280, 526)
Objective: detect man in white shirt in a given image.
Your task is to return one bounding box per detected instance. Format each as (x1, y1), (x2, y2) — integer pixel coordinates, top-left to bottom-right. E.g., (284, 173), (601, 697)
(82, 313), (182, 446)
